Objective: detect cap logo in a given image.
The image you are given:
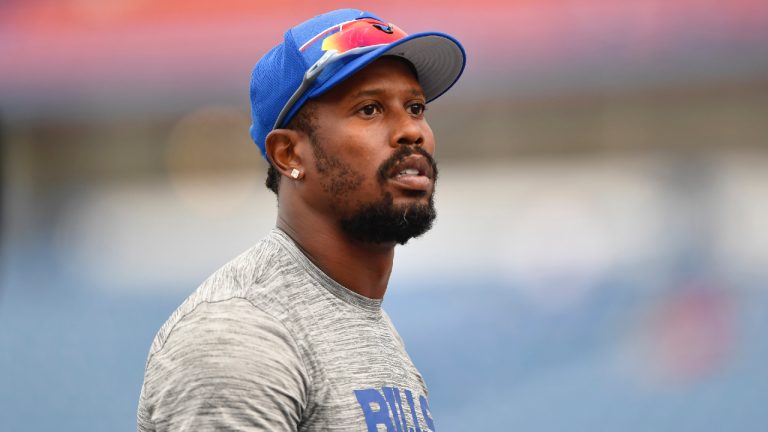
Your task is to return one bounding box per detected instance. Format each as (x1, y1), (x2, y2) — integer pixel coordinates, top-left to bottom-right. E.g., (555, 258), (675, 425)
(372, 23), (394, 34)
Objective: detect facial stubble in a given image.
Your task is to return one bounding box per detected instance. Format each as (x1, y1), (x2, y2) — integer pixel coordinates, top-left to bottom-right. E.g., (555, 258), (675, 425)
(312, 141), (438, 245)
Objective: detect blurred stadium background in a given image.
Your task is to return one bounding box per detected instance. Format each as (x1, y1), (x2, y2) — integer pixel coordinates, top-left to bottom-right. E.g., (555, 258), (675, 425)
(2, 0), (767, 430)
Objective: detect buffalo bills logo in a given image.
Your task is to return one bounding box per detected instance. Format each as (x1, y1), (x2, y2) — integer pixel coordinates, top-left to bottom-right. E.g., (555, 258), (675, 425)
(372, 23), (395, 34)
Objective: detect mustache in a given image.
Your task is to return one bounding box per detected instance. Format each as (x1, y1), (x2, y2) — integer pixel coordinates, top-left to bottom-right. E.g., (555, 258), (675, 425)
(376, 146), (438, 184)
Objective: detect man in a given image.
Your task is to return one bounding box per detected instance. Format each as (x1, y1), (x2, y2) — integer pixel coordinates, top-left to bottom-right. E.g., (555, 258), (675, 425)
(138, 8), (465, 431)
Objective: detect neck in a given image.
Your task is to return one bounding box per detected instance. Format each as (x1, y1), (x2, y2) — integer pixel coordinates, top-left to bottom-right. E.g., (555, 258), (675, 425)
(276, 206), (395, 300)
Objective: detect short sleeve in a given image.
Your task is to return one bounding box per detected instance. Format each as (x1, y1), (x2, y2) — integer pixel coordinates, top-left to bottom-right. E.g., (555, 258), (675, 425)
(138, 298), (308, 431)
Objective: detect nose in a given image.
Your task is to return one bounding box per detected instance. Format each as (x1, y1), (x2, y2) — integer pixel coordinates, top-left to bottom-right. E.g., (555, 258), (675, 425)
(392, 112), (424, 147)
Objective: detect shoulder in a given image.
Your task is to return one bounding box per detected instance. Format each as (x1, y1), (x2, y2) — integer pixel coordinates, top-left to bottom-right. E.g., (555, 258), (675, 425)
(381, 309), (406, 349)
(146, 298), (306, 377)
(139, 299), (309, 430)
(153, 297), (296, 361)
(146, 233), (293, 357)
(138, 232), (318, 430)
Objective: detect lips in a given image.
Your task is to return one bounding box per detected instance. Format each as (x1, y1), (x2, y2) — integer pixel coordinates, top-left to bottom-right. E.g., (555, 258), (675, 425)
(387, 155), (434, 191)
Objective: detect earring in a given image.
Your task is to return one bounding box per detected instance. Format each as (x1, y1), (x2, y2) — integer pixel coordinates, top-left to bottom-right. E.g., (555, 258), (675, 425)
(290, 168), (301, 179)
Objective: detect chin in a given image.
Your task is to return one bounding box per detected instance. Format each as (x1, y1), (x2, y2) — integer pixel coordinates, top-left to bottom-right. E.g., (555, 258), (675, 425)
(397, 189), (429, 199)
(339, 193), (436, 245)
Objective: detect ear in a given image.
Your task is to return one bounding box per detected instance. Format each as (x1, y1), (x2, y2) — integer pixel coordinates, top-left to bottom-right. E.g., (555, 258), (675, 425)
(265, 129), (307, 181)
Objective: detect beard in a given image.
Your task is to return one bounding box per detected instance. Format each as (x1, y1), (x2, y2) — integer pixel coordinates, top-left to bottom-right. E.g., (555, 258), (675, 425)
(339, 191), (437, 245)
(313, 141), (439, 245)
(339, 146), (438, 245)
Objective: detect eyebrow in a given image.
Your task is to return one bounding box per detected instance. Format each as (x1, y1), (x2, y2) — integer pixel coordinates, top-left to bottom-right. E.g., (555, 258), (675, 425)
(350, 87), (425, 99)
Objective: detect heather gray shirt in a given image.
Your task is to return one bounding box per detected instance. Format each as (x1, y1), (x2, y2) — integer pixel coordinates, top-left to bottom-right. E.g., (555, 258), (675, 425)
(137, 229), (435, 431)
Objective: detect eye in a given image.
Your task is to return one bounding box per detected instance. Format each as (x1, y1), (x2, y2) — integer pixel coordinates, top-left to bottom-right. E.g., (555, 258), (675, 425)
(358, 103), (381, 117)
(407, 102), (427, 117)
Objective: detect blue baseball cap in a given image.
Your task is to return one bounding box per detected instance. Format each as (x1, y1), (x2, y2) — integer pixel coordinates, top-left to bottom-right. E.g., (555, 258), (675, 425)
(249, 8), (466, 157)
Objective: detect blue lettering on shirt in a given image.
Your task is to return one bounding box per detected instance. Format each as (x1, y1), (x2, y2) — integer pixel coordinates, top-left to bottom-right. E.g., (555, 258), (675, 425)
(354, 386), (435, 432)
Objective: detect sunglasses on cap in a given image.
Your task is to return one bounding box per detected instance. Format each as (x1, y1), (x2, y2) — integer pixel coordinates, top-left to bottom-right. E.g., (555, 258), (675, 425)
(273, 18), (409, 130)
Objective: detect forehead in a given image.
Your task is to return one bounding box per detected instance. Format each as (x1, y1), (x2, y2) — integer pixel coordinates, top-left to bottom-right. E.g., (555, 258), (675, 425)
(315, 57), (424, 104)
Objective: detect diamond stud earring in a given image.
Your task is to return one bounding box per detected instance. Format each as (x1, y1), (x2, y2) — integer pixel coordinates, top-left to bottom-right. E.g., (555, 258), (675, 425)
(290, 168), (301, 179)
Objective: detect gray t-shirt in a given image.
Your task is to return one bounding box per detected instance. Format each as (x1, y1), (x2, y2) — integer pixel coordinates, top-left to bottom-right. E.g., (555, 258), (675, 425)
(137, 229), (435, 431)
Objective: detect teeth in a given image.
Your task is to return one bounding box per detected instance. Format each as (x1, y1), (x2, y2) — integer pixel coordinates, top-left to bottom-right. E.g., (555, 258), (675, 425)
(399, 168), (420, 176)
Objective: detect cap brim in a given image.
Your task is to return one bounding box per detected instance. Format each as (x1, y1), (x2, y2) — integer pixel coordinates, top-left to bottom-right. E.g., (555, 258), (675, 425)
(307, 31), (466, 105)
